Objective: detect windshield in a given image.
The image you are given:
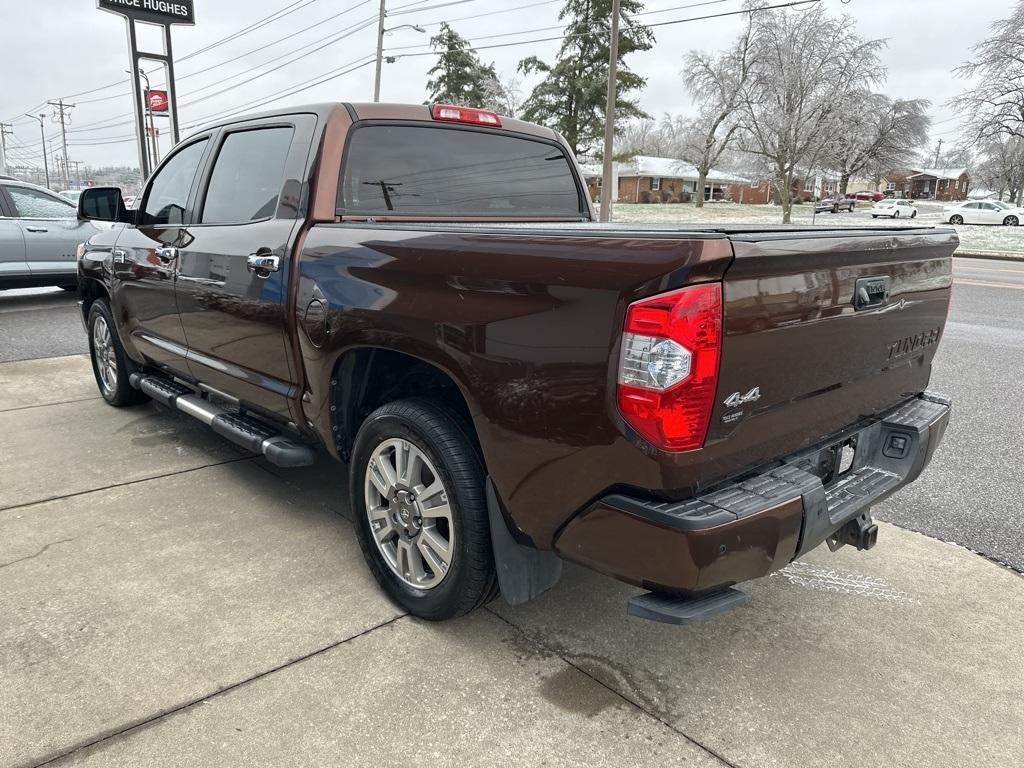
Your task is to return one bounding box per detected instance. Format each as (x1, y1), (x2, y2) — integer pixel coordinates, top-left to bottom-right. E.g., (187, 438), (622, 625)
(340, 124), (585, 218)
(992, 200), (1012, 209)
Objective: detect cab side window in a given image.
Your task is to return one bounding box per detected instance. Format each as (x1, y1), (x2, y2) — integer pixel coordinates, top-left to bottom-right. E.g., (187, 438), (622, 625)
(141, 139), (208, 226)
(200, 127), (294, 225)
(8, 186), (76, 219)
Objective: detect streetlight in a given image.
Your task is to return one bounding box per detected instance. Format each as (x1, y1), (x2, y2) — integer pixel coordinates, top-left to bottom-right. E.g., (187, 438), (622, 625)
(373, 0), (426, 102)
(23, 113), (50, 189)
(127, 67), (160, 169)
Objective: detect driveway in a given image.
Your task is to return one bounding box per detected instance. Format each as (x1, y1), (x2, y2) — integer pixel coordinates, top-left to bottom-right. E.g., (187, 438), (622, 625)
(1, 355), (1022, 767)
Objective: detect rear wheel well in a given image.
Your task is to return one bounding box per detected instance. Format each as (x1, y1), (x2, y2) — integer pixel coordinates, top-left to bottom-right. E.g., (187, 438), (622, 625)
(331, 348), (479, 464)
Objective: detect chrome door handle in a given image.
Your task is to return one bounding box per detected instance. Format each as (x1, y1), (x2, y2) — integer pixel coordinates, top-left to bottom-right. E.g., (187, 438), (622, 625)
(111, 248), (128, 264)
(25, 226), (48, 233)
(155, 246), (178, 263)
(247, 253), (280, 277)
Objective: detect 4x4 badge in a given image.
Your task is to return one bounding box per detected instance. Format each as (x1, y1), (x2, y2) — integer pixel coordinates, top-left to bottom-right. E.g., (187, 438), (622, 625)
(724, 387), (761, 408)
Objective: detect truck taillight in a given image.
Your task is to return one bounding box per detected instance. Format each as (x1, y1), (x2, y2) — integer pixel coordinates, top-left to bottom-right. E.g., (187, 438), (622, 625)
(616, 283), (722, 452)
(430, 103), (502, 127)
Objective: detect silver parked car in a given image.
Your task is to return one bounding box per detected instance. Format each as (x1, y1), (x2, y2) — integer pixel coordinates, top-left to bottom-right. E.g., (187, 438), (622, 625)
(0, 179), (105, 290)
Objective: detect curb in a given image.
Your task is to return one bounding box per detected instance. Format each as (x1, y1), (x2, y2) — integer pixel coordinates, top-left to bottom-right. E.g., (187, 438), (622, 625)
(953, 251), (1024, 262)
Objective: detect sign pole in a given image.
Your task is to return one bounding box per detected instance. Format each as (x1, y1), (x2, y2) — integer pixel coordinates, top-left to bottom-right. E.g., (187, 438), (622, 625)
(163, 24), (181, 145)
(125, 18), (151, 180)
(98, 1), (194, 181)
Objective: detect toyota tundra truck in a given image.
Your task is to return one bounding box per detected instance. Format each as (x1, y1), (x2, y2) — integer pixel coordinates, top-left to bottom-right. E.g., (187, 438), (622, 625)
(75, 102), (954, 624)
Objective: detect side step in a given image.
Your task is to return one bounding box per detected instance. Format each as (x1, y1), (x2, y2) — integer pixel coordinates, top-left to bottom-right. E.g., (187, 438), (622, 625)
(130, 373), (316, 468)
(627, 587), (747, 625)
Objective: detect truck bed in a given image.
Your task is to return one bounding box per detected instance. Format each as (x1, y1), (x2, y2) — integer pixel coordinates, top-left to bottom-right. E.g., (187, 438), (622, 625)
(298, 221), (956, 548)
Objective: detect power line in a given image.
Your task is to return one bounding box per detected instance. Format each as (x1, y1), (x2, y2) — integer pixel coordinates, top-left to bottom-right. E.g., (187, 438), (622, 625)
(3, 0), (331, 122)
(68, 52), (380, 145)
(19, 8), (381, 146)
(386, 0), (732, 52)
(386, 0), (799, 59)
(184, 56), (378, 128)
(390, 0), (480, 15)
(390, 0), (730, 43)
(50, 0), (322, 103)
(180, 0), (321, 60)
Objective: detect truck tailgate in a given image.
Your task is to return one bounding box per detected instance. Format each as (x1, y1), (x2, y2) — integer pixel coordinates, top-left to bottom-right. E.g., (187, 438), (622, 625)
(708, 228), (956, 453)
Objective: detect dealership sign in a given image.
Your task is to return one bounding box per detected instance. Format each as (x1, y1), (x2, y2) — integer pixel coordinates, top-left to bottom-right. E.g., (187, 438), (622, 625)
(146, 89), (169, 112)
(97, 0), (195, 26)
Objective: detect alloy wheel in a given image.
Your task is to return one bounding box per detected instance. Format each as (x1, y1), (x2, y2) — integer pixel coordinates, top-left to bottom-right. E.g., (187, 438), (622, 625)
(1005, 216), (1019, 227)
(364, 438), (454, 590)
(950, 215), (963, 225)
(92, 316), (117, 396)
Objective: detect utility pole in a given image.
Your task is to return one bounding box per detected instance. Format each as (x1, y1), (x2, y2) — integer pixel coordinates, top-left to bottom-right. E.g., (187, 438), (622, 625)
(24, 113), (50, 189)
(933, 138), (943, 168)
(0, 123), (12, 176)
(599, 0), (621, 223)
(373, 0), (386, 102)
(48, 99), (74, 189)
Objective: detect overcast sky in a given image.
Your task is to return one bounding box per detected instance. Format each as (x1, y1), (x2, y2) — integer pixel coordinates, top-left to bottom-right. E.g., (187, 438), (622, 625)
(0, 0), (1016, 174)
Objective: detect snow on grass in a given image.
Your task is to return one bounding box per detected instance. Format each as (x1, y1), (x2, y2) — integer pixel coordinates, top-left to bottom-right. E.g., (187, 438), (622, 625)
(609, 203), (1024, 257)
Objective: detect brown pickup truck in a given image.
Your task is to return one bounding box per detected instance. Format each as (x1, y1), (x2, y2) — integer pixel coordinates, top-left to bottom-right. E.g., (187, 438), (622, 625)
(76, 102), (955, 624)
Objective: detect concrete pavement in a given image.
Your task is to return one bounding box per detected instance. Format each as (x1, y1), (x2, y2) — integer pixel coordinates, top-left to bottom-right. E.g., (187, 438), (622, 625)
(1, 350), (1022, 768)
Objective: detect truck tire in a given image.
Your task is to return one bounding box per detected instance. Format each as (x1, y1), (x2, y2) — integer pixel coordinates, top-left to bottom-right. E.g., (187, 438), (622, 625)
(87, 299), (148, 407)
(350, 399), (497, 620)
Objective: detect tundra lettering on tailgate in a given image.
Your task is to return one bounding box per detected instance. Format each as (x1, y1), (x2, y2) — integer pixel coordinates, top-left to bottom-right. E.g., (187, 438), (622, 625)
(887, 327), (940, 361)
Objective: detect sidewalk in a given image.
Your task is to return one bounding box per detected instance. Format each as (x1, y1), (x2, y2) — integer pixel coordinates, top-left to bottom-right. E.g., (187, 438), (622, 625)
(2, 355), (1022, 767)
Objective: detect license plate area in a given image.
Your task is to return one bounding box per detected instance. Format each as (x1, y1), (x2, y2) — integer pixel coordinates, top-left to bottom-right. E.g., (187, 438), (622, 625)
(809, 436), (859, 487)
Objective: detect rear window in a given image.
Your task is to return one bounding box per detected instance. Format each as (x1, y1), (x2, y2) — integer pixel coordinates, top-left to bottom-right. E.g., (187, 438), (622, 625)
(339, 124), (584, 218)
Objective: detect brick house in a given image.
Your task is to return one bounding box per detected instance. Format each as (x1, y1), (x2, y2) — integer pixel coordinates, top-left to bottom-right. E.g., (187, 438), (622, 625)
(905, 168), (970, 201)
(881, 167), (969, 200)
(580, 156), (773, 205)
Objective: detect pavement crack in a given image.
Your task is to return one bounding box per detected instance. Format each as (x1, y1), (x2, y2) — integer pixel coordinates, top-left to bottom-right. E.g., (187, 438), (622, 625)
(0, 537), (77, 570)
(485, 606), (741, 768)
(22, 613), (407, 768)
(0, 396), (101, 414)
(0, 455), (256, 515)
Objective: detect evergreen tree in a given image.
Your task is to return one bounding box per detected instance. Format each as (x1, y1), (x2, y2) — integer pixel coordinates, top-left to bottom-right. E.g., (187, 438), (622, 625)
(426, 23), (508, 112)
(518, 0), (654, 157)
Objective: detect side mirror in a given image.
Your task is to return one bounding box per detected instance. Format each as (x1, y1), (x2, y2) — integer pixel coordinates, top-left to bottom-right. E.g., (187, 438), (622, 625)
(79, 187), (132, 223)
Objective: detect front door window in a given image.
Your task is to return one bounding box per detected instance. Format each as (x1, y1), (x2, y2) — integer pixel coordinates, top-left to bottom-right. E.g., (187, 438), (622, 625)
(141, 139), (208, 226)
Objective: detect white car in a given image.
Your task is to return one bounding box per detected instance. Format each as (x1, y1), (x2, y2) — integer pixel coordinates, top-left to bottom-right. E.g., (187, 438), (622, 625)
(942, 199), (1022, 226)
(58, 189), (82, 203)
(870, 199), (917, 219)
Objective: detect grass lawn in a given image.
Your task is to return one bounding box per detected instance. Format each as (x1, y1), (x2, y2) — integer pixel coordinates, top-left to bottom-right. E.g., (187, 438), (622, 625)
(610, 202), (1024, 257)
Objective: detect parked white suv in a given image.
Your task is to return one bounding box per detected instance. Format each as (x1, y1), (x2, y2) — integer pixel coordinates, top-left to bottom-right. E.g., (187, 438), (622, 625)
(0, 180), (104, 291)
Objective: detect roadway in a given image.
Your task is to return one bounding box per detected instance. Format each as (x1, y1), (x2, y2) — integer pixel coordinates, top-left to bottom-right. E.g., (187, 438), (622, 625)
(1, 257), (1022, 572)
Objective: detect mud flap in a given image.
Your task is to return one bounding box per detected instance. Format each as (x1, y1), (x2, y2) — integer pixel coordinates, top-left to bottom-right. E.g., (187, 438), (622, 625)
(486, 478), (561, 606)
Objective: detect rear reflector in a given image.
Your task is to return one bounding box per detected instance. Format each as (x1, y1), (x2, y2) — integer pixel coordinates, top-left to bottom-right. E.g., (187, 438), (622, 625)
(430, 103), (502, 127)
(617, 283), (722, 452)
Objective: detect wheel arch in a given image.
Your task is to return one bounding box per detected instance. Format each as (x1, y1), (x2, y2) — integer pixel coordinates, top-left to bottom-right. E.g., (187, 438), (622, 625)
(328, 345), (483, 467)
(78, 277), (110, 324)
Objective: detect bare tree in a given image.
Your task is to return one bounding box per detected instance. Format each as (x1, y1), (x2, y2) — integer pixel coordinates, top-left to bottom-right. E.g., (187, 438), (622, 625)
(974, 135), (1024, 204)
(951, 2), (1024, 142)
(617, 119), (659, 157)
(738, 3), (885, 222)
(679, 16), (755, 206)
(616, 115), (684, 158)
(824, 94), (931, 195)
(482, 72), (523, 117)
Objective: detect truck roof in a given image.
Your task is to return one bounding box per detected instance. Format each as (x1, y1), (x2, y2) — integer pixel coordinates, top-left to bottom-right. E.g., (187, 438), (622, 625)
(189, 102), (560, 143)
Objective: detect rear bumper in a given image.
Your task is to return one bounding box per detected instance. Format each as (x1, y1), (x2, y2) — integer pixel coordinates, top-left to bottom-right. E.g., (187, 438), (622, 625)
(554, 391), (951, 594)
